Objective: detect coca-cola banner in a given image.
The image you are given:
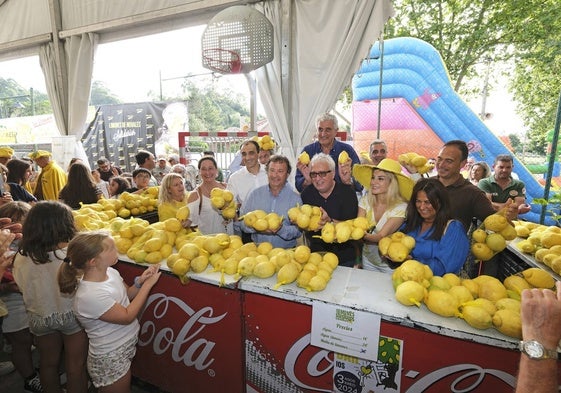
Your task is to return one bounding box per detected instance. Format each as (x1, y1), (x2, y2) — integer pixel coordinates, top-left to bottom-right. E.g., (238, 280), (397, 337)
(82, 102), (166, 172)
(117, 263), (244, 393)
(244, 292), (522, 393)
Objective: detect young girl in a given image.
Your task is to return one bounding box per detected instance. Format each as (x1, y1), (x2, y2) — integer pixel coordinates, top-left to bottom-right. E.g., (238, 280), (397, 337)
(13, 201), (89, 393)
(0, 202), (43, 392)
(58, 231), (161, 393)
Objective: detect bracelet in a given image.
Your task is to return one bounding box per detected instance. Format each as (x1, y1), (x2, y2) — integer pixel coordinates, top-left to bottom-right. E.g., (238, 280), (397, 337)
(133, 276), (143, 288)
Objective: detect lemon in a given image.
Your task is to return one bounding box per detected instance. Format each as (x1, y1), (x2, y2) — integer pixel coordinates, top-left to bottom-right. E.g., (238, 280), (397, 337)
(471, 228), (488, 243)
(250, 261), (274, 279)
(294, 245), (311, 264)
(309, 252), (324, 266)
(176, 205), (190, 221)
(447, 285), (473, 304)
(253, 218), (269, 231)
(306, 275), (328, 291)
(237, 256), (257, 276)
(522, 267), (555, 288)
(485, 233), (507, 252)
(492, 309), (522, 338)
(471, 242), (494, 261)
(274, 262), (300, 289)
(425, 290), (459, 317)
(395, 280), (425, 307)
(459, 305), (493, 329)
(164, 218), (182, 232)
(322, 252), (339, 270)
(296, 270), (315, 288)
(179, 243), (200, 260)
(257, 242), (273, 255)
(171, 258), (189, 276)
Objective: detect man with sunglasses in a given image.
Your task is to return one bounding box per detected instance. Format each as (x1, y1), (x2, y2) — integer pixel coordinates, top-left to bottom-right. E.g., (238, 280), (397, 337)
(295, 113), (361, 193)
(300, 153), (359, 267)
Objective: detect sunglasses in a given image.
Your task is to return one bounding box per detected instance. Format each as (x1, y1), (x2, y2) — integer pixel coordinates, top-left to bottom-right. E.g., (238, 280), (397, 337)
(310, 170), (332, 179)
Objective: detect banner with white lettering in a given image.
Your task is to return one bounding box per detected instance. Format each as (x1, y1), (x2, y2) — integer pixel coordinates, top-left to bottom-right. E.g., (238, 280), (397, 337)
(82, 102), (166, 172)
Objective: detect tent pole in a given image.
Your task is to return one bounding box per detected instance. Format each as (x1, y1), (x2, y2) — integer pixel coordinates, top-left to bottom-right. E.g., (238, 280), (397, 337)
(540, 90), (561, 224)
(376, 36), (384, 139)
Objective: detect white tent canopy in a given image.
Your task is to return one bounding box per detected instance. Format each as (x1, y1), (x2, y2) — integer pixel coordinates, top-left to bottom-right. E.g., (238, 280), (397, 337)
(0, 0), (393, 162)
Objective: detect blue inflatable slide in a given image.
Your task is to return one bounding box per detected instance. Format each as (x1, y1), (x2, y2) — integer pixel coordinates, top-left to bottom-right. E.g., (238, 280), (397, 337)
(352, 37), (552, 224)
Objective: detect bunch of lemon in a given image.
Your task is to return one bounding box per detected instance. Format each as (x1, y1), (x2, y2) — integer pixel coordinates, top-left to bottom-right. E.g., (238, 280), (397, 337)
(471, 213), (516, 261)
(242, 210), (284, 232)
(397, 152), (434, 174)
(288, 204), (323, 231)
(209, 188), (237, 220)
(317, 217), (369, 243)
(379, 231), (416, 262)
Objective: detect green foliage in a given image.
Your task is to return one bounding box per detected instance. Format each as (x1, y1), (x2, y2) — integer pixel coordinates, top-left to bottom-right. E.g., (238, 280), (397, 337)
(90, 81), (122, 105)
(387, 0), (561, 155)
(0, 78), (50, 117)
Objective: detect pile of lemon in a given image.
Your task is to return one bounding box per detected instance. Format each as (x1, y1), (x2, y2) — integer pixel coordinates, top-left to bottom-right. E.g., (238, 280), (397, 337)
(392, 259), (555, 339)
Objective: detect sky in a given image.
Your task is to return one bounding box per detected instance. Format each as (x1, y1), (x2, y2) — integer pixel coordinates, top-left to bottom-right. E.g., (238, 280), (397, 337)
(0, 25), (526, 136)
(0, 25), (252, 106)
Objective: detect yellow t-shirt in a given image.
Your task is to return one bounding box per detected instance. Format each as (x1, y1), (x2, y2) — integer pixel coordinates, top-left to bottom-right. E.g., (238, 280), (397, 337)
(158, 194), (189, 222)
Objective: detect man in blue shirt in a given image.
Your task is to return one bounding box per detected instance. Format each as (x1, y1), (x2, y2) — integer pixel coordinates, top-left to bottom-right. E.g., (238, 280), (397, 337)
(239, 155), (302, 248)
(295, 113), (362, 192)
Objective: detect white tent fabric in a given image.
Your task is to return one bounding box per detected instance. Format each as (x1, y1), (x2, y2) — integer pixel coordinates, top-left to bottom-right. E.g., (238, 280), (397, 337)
(0, 0), (393, 162)
(39, 33), (97, 157)
(254, 0), (394, 163)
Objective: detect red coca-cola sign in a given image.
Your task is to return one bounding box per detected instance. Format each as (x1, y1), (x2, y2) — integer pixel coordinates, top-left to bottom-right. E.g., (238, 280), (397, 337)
(243, 292), (530, 393)
(117, 263), (244, 393)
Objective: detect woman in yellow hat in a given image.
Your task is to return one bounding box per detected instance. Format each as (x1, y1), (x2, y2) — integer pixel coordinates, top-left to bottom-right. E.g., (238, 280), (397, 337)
(352, 158), (414, 272)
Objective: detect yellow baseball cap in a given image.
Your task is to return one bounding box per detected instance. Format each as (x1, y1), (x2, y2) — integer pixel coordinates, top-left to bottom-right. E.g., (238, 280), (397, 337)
(29, 150), (52, 160)
(0, 146), (14, 158)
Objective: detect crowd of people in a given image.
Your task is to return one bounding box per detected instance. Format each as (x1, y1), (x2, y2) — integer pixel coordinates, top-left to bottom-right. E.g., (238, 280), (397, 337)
(0, 110), (554, 392)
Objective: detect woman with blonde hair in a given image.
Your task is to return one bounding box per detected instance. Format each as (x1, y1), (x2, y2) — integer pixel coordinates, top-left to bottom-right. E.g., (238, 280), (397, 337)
(352, 158), (414, 272)
(158, 173), (189, 222)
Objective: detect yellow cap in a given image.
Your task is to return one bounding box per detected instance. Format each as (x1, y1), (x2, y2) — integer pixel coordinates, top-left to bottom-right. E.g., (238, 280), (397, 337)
(0, 146), (14, 158)
(29, 150), (52, 160)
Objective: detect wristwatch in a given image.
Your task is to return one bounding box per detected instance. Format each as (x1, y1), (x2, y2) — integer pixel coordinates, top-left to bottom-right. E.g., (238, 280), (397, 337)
(519, 340), (558, 360)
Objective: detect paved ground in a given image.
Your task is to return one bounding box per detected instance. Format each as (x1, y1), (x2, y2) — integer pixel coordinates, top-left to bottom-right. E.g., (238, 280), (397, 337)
(0, 335), (167, 392)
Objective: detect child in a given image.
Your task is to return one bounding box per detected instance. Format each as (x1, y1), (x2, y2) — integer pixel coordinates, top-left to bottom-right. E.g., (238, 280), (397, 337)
(58, 231), (161, 392)
(0, 201), (43, 392)
(13, 201), (89, 393)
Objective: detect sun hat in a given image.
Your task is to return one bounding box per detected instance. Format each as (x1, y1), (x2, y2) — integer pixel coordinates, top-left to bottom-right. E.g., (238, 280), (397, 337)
(352, 158), (414, 200)
(28, 150), (52, 160)
(0, 146), (14, 158)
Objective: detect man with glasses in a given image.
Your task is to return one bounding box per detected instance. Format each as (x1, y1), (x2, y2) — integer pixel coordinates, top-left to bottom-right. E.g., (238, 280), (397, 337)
(369, 140), (387, 166)
(239, 155), (302, 248)
(96, 157), (122, 182)
(295, 113), (361, 192)
(300, 153), (359, 267)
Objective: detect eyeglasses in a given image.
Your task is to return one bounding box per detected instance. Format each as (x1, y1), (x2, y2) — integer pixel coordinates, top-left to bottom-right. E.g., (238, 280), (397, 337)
(310, 170), (332, 179)
(371, 149), (386, 155)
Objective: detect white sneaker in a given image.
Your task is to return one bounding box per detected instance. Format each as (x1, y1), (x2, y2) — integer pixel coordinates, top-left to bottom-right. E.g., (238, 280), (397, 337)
(0, 360), (15, 376)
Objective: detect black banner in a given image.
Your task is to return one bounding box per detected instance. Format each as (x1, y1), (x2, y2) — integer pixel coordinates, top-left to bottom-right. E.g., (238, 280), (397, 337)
(82, 102), (166, 172)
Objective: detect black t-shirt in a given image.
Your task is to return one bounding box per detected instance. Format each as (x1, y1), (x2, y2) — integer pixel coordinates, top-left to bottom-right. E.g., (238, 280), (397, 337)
(300, 182), (359, 267)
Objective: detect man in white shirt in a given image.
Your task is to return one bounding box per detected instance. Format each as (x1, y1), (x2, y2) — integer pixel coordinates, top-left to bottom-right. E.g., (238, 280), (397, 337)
(227, 140), (268, 241)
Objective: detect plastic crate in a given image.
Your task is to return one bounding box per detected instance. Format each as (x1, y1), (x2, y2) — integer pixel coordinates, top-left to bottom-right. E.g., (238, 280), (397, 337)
(498, 248), (531, 281)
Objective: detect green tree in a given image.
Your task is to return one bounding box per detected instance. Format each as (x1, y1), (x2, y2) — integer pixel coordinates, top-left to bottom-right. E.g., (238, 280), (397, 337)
(173, 80), (250, 132)
(510, 0), (561, 154)
(0, 78), (51, 117)
(90, 80), (122, 105)
(387, 0), (560, 154)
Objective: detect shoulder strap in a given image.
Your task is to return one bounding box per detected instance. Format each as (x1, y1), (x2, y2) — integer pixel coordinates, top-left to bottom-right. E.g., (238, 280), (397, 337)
(198, 187), (203, 215)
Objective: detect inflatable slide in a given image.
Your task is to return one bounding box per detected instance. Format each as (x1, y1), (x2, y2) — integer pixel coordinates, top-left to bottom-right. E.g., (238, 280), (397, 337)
(351, 37), (550, 224)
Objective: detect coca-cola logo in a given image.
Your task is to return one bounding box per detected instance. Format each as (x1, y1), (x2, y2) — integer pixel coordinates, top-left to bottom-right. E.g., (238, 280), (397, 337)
(137, 293), (227, 371)
(284, 334), (516, 392)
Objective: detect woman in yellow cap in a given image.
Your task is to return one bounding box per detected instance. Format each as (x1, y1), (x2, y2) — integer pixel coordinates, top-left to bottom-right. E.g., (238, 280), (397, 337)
(0, 146), (14, 165)
(352, 158), (414, 272)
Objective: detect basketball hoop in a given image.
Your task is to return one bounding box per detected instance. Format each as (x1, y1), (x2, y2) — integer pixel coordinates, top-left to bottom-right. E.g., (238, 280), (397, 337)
(201, 6), (274, 75)
(202, 48), (242, 74)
